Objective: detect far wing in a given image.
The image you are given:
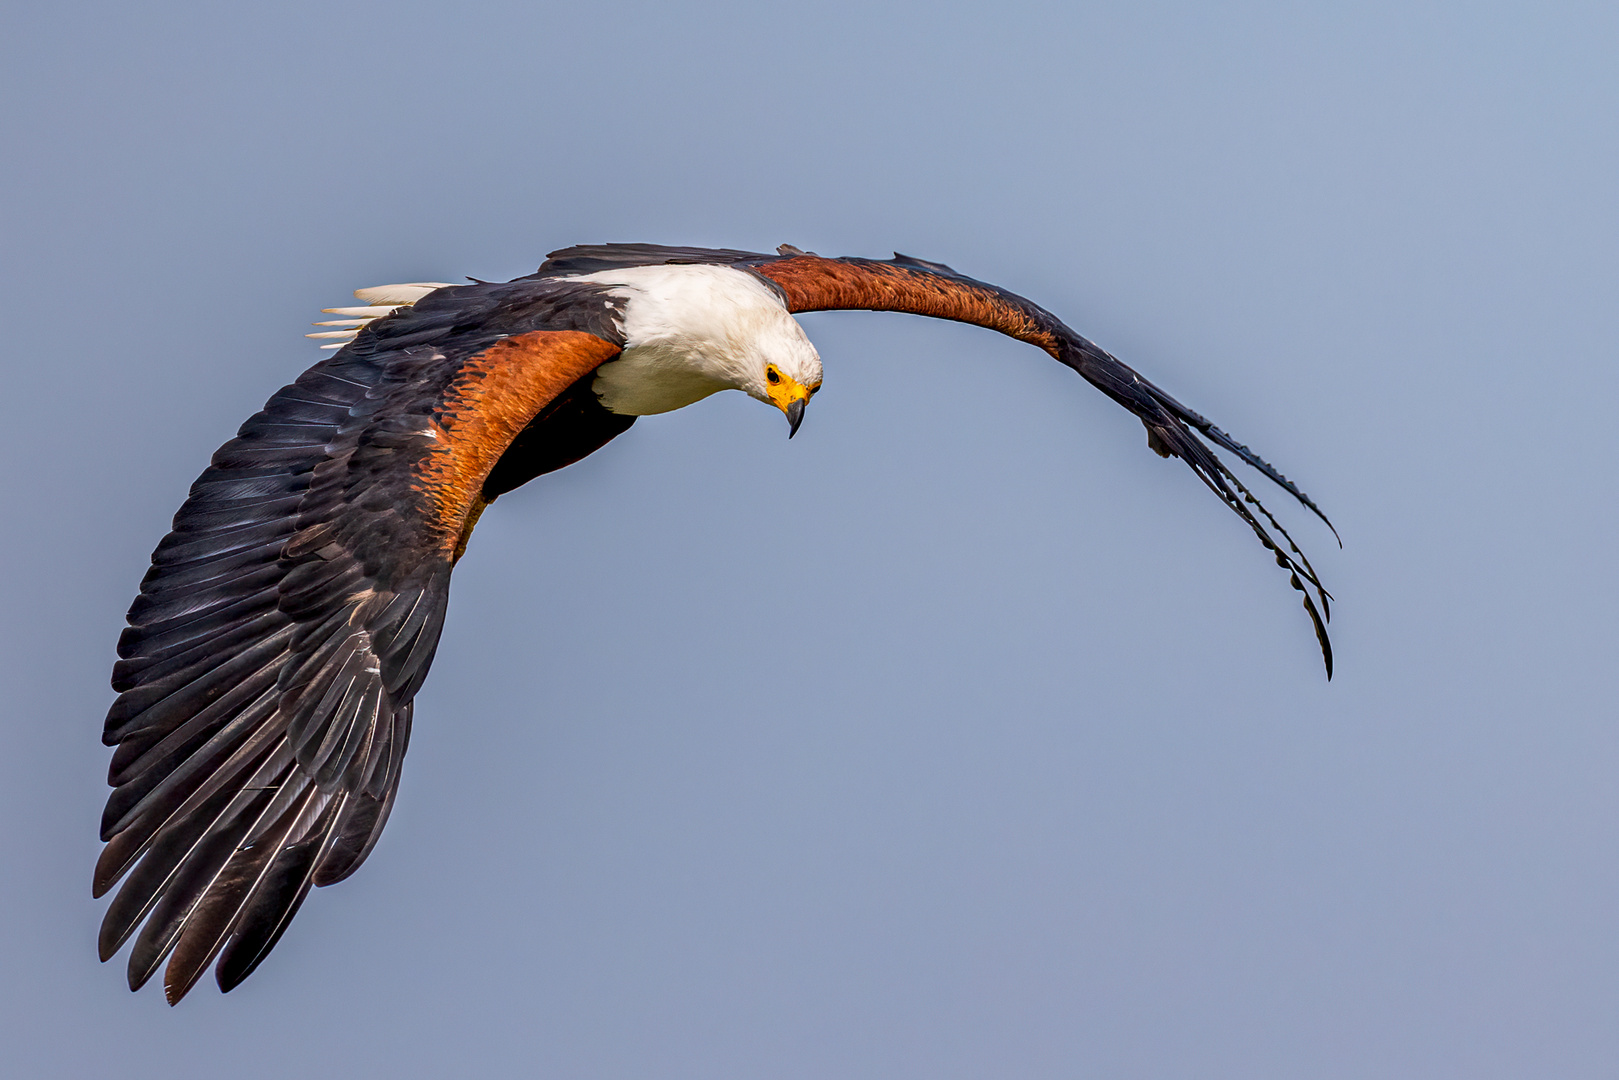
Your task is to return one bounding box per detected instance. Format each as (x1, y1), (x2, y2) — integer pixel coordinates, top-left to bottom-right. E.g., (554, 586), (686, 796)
(98, 300), (620, 1003)
(749, 249), (1337, 674)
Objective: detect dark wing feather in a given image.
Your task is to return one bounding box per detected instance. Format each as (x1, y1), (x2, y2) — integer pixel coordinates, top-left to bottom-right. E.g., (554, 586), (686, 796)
(532, 242), (771, 278)
(100, 279), (626, 1002)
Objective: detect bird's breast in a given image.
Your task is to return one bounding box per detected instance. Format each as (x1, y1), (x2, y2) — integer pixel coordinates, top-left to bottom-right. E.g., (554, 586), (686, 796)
(591, 344), (732, 416)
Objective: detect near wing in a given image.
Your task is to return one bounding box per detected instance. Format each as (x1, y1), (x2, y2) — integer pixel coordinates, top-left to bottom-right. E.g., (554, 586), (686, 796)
(98, 280), (622, 1004)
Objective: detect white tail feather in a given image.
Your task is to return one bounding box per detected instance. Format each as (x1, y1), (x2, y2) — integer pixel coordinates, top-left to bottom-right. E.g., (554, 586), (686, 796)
(310, 282), (452, 350)
(320, 305), (401, 318)
(352, 282), (455, 305)
(309, 283), (453, 351)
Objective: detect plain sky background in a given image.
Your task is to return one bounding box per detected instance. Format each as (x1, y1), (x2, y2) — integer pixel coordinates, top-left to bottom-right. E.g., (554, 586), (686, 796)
(3, 1), (1617, 1076)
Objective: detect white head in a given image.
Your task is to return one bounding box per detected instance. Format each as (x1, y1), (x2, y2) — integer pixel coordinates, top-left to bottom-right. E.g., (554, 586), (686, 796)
(576, 264), (823, 431)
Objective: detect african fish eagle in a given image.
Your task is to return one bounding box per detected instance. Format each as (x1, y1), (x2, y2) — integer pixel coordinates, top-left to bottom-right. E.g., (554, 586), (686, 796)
(97, 243), (1335, 1003)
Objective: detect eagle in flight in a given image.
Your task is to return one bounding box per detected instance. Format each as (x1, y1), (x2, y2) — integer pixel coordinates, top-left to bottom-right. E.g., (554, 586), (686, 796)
(96, 243), (1335, 1003)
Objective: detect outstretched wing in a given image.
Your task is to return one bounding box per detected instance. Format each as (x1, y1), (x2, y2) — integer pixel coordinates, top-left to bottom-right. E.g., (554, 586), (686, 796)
(98, 279), (623, 1003)
(757, 250), (1337, 674)
(755, 250), (1337, 674)
(536, 243), (1335, 673)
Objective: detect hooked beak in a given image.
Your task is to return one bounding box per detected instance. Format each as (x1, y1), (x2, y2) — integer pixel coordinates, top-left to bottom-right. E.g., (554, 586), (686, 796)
(785, 397), (806, 438)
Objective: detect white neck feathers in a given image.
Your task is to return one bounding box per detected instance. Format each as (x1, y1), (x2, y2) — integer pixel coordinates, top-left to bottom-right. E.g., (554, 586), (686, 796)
(572, 264), (822, 417)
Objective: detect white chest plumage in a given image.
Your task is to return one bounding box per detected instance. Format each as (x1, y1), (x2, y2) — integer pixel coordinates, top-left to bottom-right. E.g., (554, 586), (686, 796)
(591, 345), (732, 416)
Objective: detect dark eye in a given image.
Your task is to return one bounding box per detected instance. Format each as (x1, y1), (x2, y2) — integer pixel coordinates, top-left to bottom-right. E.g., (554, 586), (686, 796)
(766, 367), (781, 384)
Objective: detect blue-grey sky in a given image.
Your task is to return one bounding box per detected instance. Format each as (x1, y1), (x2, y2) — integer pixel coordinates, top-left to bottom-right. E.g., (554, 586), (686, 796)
(3, 1), (1616, 1076)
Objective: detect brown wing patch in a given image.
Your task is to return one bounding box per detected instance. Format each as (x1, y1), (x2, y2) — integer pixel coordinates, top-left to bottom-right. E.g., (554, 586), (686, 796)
(755, 256), (1062, 356)
(416, 330), (620, 552)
